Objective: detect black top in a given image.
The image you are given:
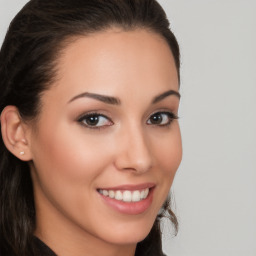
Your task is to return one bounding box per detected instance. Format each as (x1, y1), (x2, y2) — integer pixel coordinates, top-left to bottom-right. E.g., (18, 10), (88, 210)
(0, 236), (166, 256)
(33, 237), (57, 256)
(33, 239), (167, 256)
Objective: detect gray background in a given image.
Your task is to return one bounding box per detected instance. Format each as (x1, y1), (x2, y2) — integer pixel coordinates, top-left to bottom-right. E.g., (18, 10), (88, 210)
(1, 1), (255, 255)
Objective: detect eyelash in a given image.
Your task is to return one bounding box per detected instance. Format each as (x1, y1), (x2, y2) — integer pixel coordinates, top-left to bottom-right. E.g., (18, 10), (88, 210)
(147, 111), (179, 127)
(77, 111), (178, 130)
(77, 112), (112, 130)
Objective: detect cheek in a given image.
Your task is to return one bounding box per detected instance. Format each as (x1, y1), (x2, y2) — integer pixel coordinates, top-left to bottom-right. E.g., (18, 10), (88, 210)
(30, 122), (114, 192)
(30, 123), (115, 224)
(149, 125), (182, 211)
(155, 125), (182, 178)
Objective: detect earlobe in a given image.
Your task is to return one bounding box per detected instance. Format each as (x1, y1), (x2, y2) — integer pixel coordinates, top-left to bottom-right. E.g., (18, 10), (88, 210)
(1, 106), (32, 161)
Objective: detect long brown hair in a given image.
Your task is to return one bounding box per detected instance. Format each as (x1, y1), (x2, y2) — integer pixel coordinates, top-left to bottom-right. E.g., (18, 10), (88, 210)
(0, 1), (180, 255)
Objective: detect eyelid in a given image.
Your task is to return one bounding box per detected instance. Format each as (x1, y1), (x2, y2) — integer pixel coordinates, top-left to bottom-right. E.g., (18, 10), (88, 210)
(77, 112), (113, 129)
(148, 110), (179, 119)
(147, 111), (179, 126)
(77, 111), (109, 121)
(76, 110), (179, 130)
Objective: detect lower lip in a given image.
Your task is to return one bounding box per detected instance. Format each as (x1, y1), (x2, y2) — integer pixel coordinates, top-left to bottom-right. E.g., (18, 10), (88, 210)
(98, 188), (154, 215)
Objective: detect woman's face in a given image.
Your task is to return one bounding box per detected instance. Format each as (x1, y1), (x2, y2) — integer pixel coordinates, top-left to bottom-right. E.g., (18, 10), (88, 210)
(27, 29), (182, 253)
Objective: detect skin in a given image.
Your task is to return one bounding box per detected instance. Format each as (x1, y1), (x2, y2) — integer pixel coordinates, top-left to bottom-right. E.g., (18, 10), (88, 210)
(24, 29), (182, 256)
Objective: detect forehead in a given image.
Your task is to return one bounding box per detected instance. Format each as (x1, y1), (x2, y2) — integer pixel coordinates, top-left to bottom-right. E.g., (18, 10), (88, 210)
(43, 28), (179, 105)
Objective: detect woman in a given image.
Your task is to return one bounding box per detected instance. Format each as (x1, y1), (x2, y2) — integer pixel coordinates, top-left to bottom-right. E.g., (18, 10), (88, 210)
(0, 0), (182, 255)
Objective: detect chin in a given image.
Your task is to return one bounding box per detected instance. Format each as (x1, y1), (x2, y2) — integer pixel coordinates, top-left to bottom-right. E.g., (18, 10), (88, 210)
(97, 218), (155, 246)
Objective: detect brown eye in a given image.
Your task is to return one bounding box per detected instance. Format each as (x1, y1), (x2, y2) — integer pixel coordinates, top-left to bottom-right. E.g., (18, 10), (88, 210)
(86, 115), (100, 126)
(147, 112), (177, 126)
(149, 113), (163, 124)
(78, 114), (112, 128)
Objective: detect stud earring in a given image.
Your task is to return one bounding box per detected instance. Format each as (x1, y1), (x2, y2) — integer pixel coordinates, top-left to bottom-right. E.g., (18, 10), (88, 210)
(20, 151), (25, 155)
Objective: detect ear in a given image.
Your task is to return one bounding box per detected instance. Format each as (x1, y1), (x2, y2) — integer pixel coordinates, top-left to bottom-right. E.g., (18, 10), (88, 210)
(1, 106), (32, 161)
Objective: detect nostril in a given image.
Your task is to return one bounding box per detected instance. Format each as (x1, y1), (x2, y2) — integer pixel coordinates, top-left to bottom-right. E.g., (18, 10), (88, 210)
(113, 131), (152, 173)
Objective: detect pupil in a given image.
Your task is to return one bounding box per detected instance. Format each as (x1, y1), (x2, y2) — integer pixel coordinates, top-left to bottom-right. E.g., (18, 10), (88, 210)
(87, 116), (99, 125)
(151, 114), (162, 124)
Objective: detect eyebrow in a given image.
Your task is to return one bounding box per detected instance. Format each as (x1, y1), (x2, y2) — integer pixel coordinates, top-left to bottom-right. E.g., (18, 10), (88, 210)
(152, 90), (180, 104)
(68, 92), (121, 105)
(68, 89), (180, 105)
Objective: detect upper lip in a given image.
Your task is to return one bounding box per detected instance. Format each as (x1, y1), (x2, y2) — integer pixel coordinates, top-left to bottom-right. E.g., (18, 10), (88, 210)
(98, 183), (155, 191)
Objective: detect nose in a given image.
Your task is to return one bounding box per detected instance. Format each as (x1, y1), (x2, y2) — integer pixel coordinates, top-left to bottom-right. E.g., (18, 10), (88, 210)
(114, 125), (153, 174)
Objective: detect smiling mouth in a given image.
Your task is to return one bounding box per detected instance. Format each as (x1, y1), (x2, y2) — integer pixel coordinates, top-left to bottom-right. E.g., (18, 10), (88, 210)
(98, 188), (150, 203)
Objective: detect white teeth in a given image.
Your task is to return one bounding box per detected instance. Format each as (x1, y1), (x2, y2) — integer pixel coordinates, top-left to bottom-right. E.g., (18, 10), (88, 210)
(109, 190), (115, 198)
(132, 190), (141, 202)
(140, 190), (145, 199)
(123, 191), (132, 202)
(98, 188), (150, 203)
(103, 190), (109, 196)
(115, 191), (123, 200)
(144, 188), (149, 198)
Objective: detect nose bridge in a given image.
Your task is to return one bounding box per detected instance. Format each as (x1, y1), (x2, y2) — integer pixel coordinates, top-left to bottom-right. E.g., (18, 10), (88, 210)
(115, 122), (152, 173)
